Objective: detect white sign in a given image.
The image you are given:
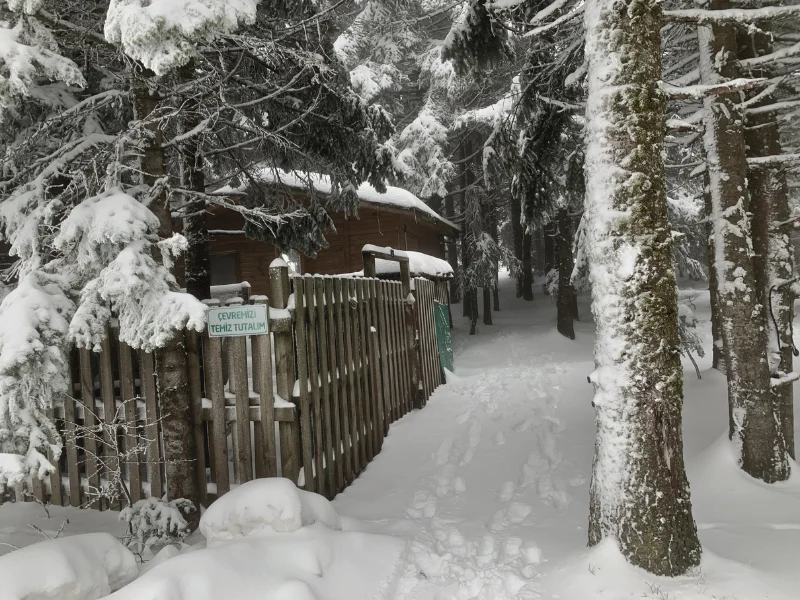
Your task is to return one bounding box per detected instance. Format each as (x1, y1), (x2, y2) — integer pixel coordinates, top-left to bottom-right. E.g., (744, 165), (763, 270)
(208, 305), (268, 338)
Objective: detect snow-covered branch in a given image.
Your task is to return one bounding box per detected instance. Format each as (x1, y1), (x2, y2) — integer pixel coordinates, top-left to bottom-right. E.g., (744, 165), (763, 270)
(661, 77), (767, 99)
(663, 6), (800, 24)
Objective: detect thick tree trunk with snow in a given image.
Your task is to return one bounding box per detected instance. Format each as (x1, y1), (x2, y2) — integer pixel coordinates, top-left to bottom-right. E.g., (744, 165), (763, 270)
(698, 3), (789, 482)
(738, 30), (795, 460)
(584, 0), (701, 574)
(511, 195), (524, 297)
(556, 209), (575, 340)
(133, 78), (200, 523)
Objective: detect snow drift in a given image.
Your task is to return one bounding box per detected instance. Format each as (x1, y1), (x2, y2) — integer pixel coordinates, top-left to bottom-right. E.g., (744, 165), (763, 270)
(105, 479), (406, 600)
(0, 533), (137, 600)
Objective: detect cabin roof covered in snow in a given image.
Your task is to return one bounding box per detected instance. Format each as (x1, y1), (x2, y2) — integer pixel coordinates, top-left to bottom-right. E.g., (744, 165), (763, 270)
(228, 169), (459, 235)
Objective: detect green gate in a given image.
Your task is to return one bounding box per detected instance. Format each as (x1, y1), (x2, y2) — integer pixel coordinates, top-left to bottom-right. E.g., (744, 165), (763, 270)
(434, 302), (453, 379)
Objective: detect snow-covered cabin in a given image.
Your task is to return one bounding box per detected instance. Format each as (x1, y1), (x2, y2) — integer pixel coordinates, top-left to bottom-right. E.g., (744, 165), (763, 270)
(205, 172), (459, 296)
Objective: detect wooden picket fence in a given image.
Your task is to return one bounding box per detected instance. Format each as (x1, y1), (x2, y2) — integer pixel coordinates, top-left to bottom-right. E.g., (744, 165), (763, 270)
(2, 257), (451, 508)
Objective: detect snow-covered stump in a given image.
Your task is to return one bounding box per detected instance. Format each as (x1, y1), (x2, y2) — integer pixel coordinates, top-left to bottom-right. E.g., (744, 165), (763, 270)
(698, 0), (790, 482)
(583, 0), (701, 575)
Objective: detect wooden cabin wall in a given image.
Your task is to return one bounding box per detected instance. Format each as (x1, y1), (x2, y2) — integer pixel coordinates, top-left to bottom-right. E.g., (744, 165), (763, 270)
(199, 205), (449, 295)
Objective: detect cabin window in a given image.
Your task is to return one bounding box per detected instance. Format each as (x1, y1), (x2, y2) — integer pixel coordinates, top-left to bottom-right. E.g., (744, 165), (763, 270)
(210, 252), (240, 286)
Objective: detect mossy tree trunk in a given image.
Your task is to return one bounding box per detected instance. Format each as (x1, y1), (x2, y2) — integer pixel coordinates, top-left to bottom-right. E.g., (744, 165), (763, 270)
(738, 28), (795, 459)
(698, 0), (789, 482)
(584, 0), (701, 574)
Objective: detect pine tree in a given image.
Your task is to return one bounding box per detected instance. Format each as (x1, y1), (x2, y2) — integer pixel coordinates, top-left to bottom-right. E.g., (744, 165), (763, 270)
(582, 0), (701, 574)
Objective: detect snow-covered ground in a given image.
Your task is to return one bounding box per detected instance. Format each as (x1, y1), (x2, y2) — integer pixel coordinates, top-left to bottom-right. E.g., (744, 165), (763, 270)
(331, 275), (800, 599)
(1, 274), (799, 599)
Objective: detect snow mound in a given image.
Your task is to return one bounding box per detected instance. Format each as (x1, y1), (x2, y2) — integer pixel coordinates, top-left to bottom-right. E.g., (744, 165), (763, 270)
(545, 537), (797, 599)
(199, 478), (341, 543)
(0, 533), (137, 600)
(105, 525), (405, 600)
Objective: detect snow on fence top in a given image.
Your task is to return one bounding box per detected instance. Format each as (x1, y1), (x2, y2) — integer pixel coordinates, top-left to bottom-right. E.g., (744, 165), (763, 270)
(353, 250), (454, 279)
(253, 169), (458, 232)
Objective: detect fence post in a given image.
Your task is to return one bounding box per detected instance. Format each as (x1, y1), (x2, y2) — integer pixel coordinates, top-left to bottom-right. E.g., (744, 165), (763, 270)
(401, 263), (423, 409)
(269, 262), (301, 485)
(226, 297), (252, 483)
(185, 329), (207, 507)
(251, 296), (277, 478)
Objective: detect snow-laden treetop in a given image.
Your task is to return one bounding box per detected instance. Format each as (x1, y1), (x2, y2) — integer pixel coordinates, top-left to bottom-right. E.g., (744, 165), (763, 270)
(104, 0), (260, 74)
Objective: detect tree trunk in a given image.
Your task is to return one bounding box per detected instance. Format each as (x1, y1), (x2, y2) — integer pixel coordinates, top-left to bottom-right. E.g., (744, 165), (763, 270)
(489, 208), (500, 311)
(445, 193), (461, 304)
(511, 194), (524, 297)
(469, 290), (478, 335)
(132, 77), (200, 523)
(703, 180), (726, 373)
(584, 0), (701, 574)
(180, 64), (211, 301)
(544, 222), (556, 274)
(522, 229), (533, 301)
(739, 29), (795, 459)
(556, 209), (575, 340)
(483, 287), (492, 325)
(698, 2), (789, 482)
(534, 228), (546, 275)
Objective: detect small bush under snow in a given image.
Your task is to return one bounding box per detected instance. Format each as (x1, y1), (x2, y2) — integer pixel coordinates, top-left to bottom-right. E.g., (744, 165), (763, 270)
(200, 478), (341, 544)
(0, 532), (137, 600)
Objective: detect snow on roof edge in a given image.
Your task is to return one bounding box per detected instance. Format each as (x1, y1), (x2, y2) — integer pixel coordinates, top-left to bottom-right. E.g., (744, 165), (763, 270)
(254, 169), (459, 233)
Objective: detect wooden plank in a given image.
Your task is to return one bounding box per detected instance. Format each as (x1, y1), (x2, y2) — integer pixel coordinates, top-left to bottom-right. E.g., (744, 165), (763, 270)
(139, 351), (162, 500)
(99, 333), (119, 510)
(355, 279), (374, 462)
(333, 278), (353, 485)
(370, 280), (387, 449)
(63, 362), (81, 507)
(47, 409), (62, 507)
(417, 281), (430, 402)
(399, 283), (413, 414)
(252, 298), (277, 478)
(366, 279), (383, 454)
(202, 332), (230, 496)
(348, 279), (368, 473)
(392, 283), (409, 419)
(375, 281), (393, 429)
(294, 276), (315, 493)
(304, 276), (325, 494)
(324, 277), (344, 493)
(30, 472), (44, 505)
(416, 281), (431, 403)
(186, 329), (207, 507)
(428, 282), (443, 389)
(390, 282), (407, 420)
(314, 278), (336, 497)
(342, 278), (362, 476)
(229, 335), (252, 483)
(270, 263), (300, 485)
(79, 348), (100, 509)
(118, 341), (141, 503)
(417, 279), (433, 401)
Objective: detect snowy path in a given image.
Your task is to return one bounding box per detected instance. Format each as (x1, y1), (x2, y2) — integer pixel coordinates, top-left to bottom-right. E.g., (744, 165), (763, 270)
(334, 280), (599, 599)
(333, 278), (800, 600)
